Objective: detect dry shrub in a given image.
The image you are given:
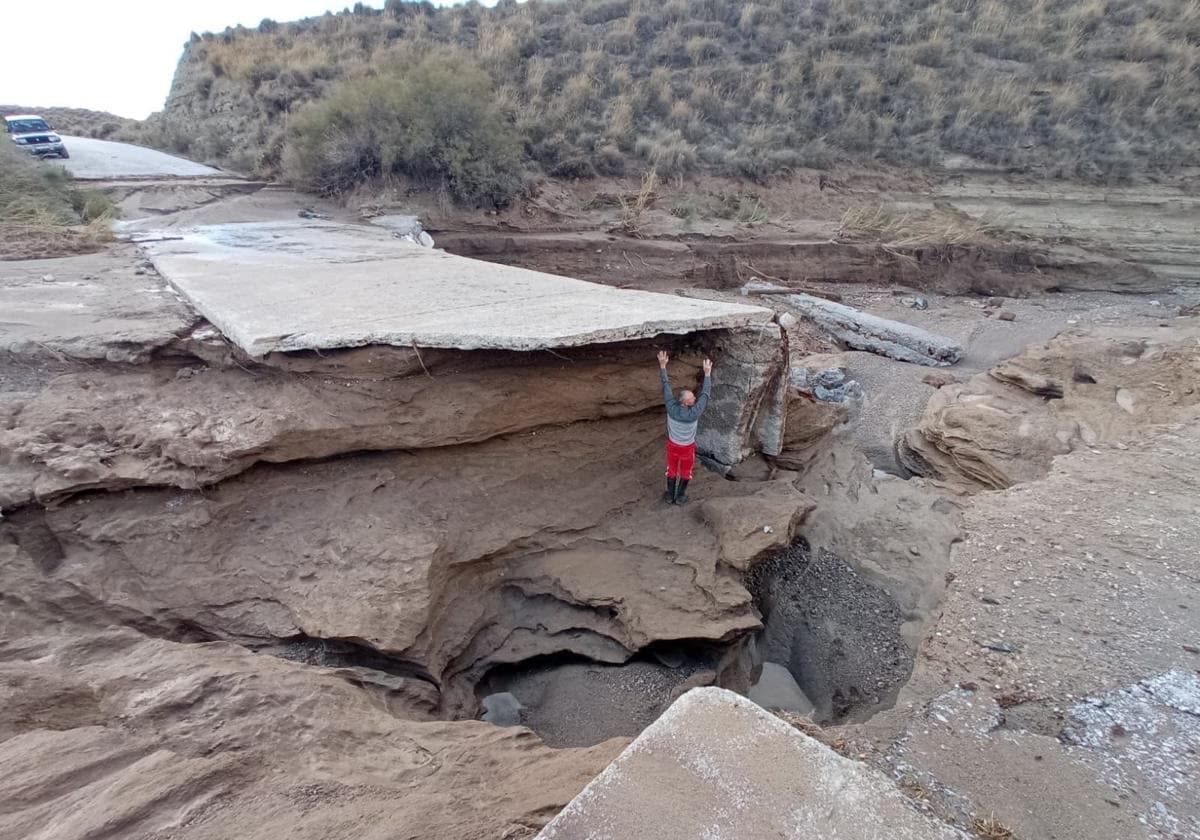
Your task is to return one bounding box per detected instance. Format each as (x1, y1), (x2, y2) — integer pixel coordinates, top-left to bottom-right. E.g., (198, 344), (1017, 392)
(633, 130), (696, 179)
(774, 711), (850, 754)
(0, 216), (114, 261)
(283, 50), (523, 206)
(618, 169), (659, 236)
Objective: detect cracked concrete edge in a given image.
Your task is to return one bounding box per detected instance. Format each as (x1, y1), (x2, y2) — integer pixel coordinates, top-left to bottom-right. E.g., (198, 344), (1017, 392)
(537, 686), (969, 840)
(139, 224), (774, 355)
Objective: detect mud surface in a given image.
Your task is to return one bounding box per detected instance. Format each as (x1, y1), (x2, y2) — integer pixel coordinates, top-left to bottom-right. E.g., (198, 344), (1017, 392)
(481, 653), (713, 748)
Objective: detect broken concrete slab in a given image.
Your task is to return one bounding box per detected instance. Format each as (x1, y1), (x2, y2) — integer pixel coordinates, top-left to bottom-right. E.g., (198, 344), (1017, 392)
(139, 221), (772, 356)
(537, 687), (967, 840)
(743, 280), (964, 367)
(695, 323), (785, 467)
(0, 247), (197, 362)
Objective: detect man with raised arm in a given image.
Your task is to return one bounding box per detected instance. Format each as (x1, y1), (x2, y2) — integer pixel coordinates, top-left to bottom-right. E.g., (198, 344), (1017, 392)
(657, 350), (713, 505)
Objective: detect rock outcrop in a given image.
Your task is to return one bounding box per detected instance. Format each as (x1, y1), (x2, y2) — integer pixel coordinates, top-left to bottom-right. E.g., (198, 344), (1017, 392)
(897, 322), (1200, 492)
(1, 300), (821, 720)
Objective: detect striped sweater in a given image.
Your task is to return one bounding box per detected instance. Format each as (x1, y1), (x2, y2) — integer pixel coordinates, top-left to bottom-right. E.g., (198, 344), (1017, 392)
(660, 369), (712, 445)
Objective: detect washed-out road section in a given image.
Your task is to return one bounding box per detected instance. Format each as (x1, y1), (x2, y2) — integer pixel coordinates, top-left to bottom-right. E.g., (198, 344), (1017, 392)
(140, 219), (773, 356)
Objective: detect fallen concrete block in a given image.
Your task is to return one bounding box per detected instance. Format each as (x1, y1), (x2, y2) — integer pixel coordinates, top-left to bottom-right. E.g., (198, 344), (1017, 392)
(538, 687), (968, 840)
(743, 281), (963, 367)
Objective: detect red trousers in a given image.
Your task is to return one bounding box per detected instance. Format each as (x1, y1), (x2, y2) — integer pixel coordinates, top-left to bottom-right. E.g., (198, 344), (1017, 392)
(665, 440), (697, 481)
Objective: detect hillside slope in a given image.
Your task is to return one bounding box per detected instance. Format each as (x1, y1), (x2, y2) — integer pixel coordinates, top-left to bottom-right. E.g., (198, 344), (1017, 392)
(152, 0), (1200, 192)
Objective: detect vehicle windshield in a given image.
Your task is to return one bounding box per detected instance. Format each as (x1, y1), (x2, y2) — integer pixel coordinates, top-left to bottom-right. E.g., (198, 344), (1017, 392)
(5, 118), (52, 133)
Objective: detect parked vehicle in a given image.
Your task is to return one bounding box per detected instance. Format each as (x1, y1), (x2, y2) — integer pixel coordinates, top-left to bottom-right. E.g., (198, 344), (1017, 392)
(3, 114), (68, 159)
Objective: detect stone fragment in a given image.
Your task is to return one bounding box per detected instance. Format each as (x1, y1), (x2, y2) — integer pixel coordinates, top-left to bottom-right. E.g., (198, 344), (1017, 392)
(982, 641), (1019, 654)
(481, 692), (524, 726)
(697, 483), (815, 570)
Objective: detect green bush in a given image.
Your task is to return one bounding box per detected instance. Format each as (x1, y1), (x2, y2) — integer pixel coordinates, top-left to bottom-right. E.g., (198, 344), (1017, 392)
(284, 51), (523, 206)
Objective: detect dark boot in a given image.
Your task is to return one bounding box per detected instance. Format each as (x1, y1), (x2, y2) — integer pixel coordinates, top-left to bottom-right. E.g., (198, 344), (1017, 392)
(674, 478), (690, 505)
(663, 476), (677, 503)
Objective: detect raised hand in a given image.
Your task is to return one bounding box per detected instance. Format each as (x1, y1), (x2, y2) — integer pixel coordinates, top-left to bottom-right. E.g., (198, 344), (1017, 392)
(657, 350), (669, 369)
(702, 358), (713, 375)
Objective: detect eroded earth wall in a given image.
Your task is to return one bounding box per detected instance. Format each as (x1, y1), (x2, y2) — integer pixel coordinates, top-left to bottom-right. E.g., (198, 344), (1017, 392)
(1, 309), (824, 835)
(1, 322), (807, 710)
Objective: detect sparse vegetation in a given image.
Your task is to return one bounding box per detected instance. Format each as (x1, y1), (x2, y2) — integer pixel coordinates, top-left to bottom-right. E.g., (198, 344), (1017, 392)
(0, 143), (115, 260)
(669, 190), (772, 226)
(156, 0), (1200, 196)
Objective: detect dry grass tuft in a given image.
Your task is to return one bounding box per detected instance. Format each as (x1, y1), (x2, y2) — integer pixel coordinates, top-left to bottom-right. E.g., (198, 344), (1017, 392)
(838, 204), (1013, 247)
(0, 217), (114, 261)
(972, 813), (1017, 839)
(897, 774), (930, 802)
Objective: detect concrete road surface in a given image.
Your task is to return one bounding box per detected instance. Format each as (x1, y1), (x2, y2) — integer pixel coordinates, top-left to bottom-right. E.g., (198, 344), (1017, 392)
(59, 135), (221, 180)
(140, 219), (772, 355)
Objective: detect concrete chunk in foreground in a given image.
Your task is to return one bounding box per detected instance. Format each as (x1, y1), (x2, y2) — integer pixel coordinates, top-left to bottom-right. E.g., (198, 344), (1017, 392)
(139, 221), (773, 356)
(538, 687), (967, 840)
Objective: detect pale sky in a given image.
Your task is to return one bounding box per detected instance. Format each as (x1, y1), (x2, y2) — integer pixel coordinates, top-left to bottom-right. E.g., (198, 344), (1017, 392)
(1, 1), (487, 119)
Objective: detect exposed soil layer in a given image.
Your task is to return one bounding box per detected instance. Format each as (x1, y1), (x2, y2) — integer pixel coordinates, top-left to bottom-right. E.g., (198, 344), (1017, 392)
(750, 542), (914, 724)
(434, 230), (1158, 298)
